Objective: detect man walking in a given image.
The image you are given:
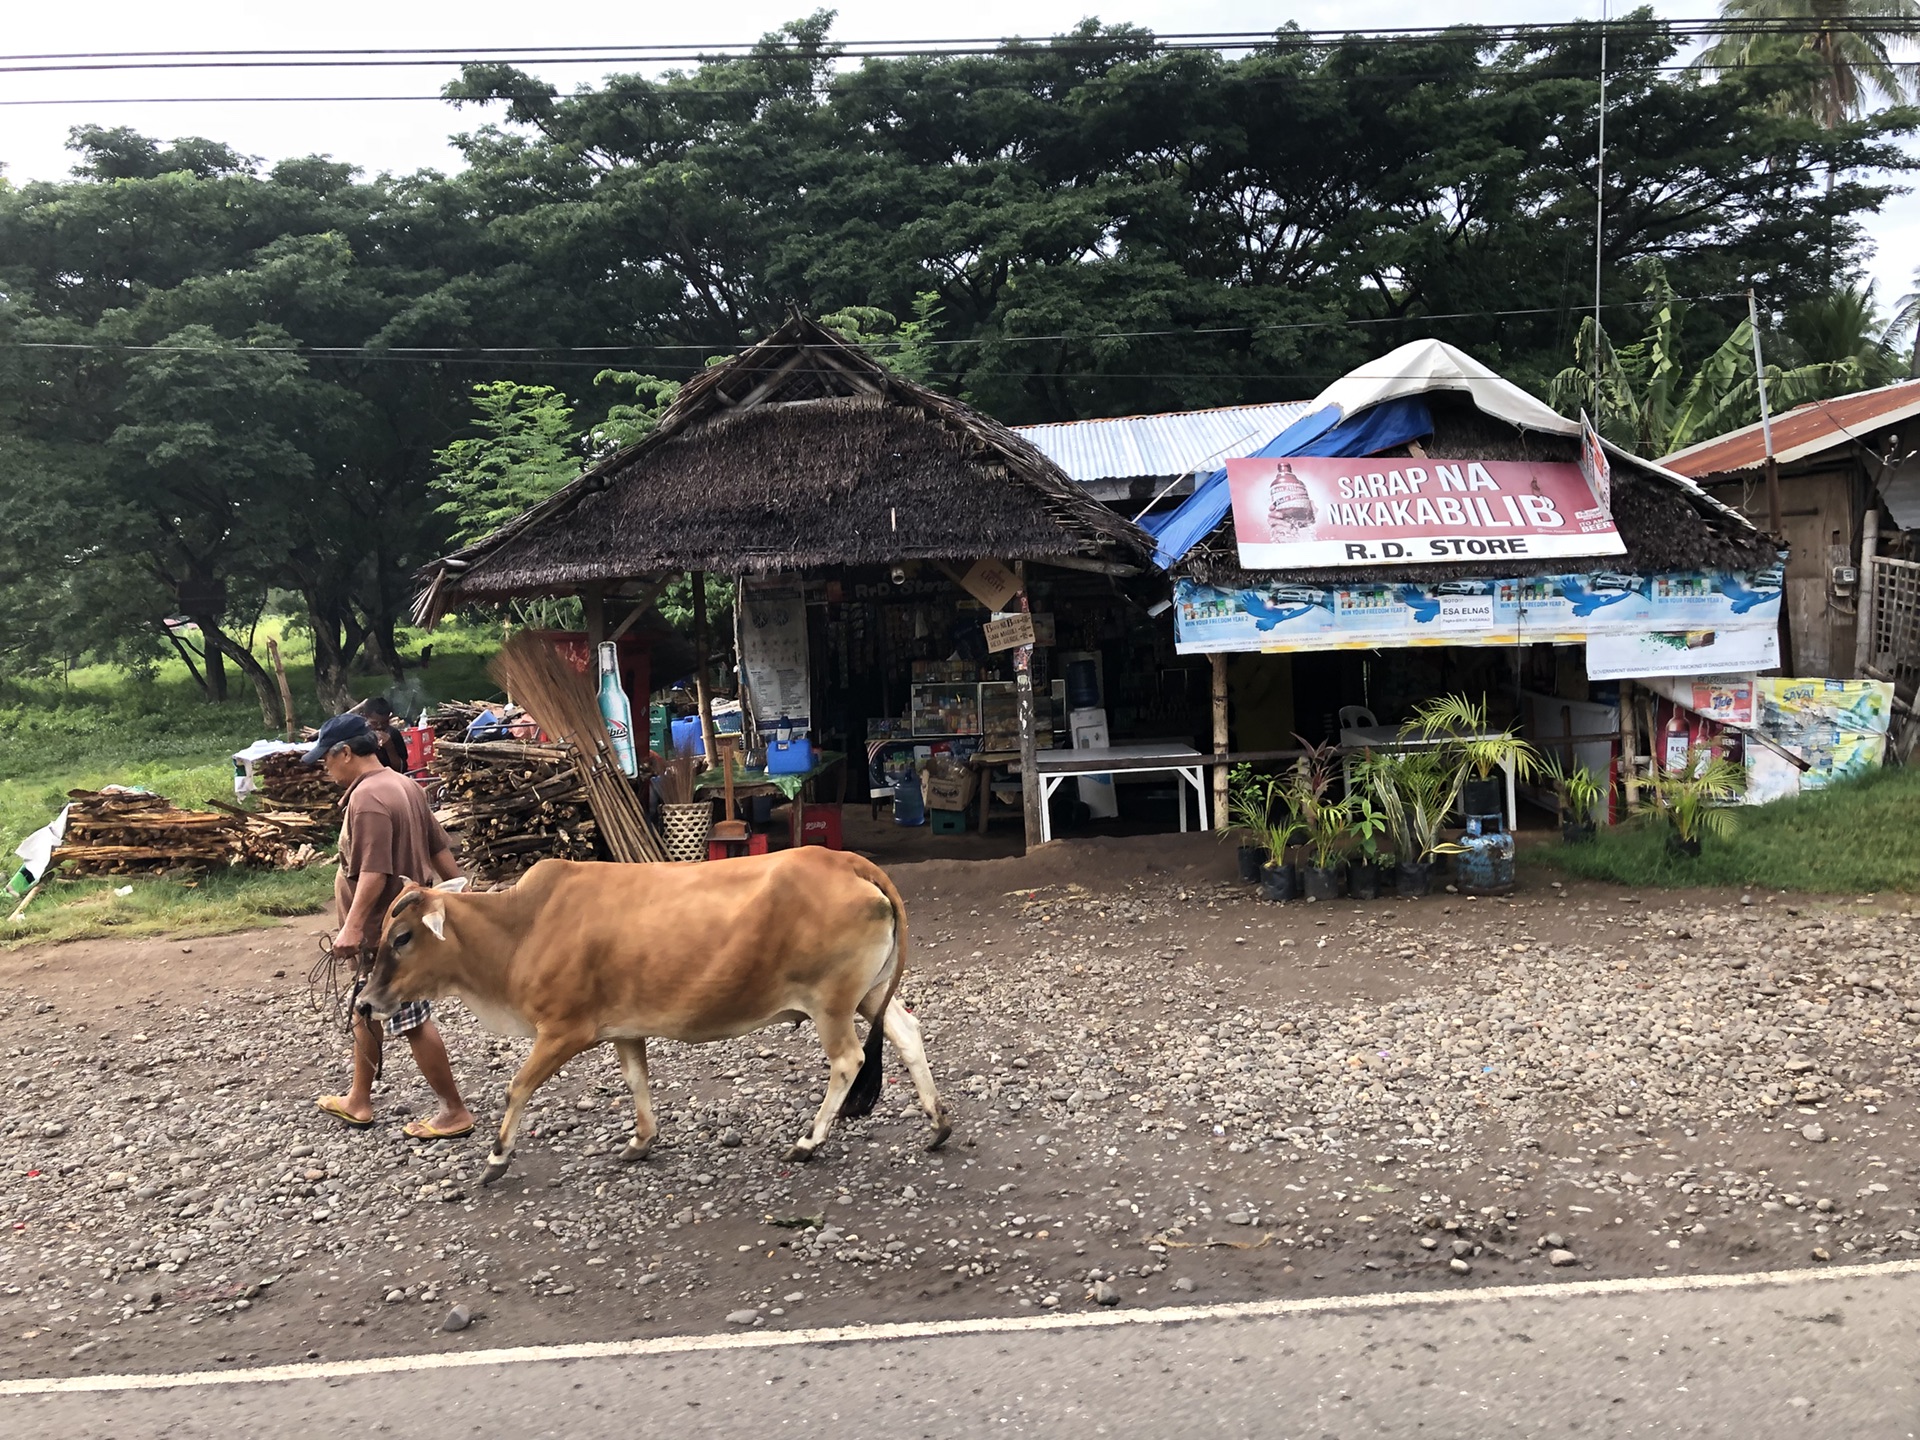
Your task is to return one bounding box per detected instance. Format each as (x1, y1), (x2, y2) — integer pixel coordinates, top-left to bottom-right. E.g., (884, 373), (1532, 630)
(309, 713), (476, 1140)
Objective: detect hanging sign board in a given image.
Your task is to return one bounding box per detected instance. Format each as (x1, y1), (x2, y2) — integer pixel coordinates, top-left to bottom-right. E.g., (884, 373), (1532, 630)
(1584, 627), (1779, 681)
(1227, 456), (1626, 569)
(983, 613), (1037, 652)
(956, 558), (1023, 611)
(737, 576), (811, 730)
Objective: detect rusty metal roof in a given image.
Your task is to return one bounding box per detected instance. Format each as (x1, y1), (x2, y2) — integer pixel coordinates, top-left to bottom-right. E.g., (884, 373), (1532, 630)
(1662, 379), (1920, 476)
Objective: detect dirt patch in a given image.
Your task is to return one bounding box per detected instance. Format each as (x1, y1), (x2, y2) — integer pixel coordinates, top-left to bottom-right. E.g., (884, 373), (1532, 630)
(3, 834), (1918, 1381)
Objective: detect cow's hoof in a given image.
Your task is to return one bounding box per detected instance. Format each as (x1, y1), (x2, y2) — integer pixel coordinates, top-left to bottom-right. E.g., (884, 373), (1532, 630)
(927, 1120), (952, 1152)
(784, 1142), (816, 1163)
(620, 1139), (653, 1164)
(480, 1158), (510, 1187)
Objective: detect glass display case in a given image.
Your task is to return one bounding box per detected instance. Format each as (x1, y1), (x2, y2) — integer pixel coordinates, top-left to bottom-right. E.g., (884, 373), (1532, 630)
(909, 683), (981, 736)
(979, 681), (1019, 750)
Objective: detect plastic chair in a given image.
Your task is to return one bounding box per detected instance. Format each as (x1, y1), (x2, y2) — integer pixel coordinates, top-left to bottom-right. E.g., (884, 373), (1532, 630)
(1338, 705), (1378, 732)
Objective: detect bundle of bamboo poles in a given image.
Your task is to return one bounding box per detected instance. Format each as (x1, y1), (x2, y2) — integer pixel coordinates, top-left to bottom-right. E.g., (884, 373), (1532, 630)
(430, 740), (598, 880)
(50, 789), (331, 875)
(489, 633), (667, 863)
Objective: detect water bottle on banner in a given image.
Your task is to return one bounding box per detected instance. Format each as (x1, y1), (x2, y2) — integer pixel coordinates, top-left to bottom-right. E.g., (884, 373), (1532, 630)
(597, 642), (639, 778)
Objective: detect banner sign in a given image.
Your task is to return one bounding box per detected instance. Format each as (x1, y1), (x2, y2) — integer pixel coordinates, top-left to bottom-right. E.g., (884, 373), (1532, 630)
(738, 576), (811, 731)
(1172, 566), (1783, 656)
(1578, 411), (1612, 522)
(1744, 677), (1895, 804)
(1227, 456), (1625, 569)
(1585, 626), (1780, 681)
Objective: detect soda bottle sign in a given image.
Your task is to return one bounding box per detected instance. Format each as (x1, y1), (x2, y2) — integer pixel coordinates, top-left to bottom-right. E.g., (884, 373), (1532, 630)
(597, 642), (640, 778)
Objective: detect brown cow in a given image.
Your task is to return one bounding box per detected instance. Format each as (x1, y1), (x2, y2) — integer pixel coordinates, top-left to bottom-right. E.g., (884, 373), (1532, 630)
(354, 849), (950, 1186)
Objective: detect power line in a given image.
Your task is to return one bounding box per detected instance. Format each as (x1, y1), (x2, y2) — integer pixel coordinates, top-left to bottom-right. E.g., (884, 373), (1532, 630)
(0, 292), (1753, 365)
(6, 16), (1917, 68)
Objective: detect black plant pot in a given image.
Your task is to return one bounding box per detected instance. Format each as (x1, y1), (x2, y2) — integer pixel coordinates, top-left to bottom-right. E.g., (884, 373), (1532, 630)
(1350, 862), (1383, 900)
(1666, 831), (1702, 859)
(1462, 776), (1504, 826)
(1302, 863), (1345, 902)
(1236, 844), (1269, 883)
(1395, 860), (1433, 897)
(1561, 819), (1597, 845)
(1258, 861), (1298, 902)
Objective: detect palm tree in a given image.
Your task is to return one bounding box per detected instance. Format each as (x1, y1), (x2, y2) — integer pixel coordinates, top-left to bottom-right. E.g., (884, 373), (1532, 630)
(1781, 282), (1903, 384)
(1694, 0), (1919, 128)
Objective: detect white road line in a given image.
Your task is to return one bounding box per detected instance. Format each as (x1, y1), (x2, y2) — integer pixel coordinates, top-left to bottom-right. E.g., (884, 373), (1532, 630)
(5, 1256), (1917, 1398)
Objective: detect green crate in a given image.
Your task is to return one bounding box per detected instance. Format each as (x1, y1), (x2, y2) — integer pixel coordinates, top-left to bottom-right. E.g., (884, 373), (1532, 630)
(930, 808), (969, 835)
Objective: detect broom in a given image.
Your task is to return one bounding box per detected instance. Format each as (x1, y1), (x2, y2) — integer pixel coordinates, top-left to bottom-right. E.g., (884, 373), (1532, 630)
(489, 632), (667, 864)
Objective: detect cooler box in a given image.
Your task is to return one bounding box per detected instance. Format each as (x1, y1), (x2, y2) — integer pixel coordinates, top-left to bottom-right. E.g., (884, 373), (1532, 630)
(403, 724), (435, 773)
(800, 807), (844, 850)
(766, 737), (814, 775)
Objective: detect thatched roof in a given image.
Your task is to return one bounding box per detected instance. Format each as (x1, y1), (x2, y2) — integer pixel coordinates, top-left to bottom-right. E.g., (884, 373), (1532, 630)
(1174, 395), (1781, 591)
(415, 314), (1150, 621)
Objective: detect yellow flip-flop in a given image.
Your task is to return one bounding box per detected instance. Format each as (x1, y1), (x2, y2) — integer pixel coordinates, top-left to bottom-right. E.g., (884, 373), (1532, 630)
(403, 1118), (475, 1140)
(315, 1096), (374, 1129)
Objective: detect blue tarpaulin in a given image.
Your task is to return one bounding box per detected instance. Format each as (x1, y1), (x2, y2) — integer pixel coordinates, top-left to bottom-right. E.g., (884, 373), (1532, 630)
(1144, 396), (1434, 569)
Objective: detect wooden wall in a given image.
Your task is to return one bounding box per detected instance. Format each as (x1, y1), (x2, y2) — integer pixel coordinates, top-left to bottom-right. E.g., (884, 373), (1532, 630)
(1708, 466), (1859, 677)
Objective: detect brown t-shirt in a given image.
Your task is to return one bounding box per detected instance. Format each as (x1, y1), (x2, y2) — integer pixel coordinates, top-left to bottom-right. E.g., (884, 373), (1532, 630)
(336, 766), (451, 919)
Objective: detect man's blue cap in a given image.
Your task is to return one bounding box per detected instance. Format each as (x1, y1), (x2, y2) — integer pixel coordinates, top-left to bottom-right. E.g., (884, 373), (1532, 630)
(304, 712), (373, 765)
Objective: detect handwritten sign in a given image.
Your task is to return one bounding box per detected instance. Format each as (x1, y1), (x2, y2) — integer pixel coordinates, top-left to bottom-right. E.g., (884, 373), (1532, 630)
(983, 613), (1037, 652)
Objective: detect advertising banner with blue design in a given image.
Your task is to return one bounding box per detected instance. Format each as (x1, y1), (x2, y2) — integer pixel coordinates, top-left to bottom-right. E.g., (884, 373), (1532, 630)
(1172, 567), (1783, 672)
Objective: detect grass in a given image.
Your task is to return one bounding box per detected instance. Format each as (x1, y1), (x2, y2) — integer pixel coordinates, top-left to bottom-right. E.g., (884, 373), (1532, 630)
(1532, 763), (1920, 894)
(3, 618), (504, 944)
(5, 868), (337, 948)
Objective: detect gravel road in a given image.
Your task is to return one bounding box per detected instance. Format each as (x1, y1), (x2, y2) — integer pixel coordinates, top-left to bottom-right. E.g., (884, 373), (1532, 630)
(3, 834), (1917, 1382)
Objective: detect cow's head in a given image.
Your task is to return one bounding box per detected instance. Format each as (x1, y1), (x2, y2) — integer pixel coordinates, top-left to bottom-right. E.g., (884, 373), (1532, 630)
(355, 884), (450, 1023)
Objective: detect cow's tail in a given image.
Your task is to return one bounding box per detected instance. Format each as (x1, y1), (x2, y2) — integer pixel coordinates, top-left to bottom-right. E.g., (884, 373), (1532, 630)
(840, 856), (908, 1120)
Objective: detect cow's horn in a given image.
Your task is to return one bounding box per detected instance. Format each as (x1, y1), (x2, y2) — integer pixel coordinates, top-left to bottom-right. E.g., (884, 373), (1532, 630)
(390, 892), (425, 919)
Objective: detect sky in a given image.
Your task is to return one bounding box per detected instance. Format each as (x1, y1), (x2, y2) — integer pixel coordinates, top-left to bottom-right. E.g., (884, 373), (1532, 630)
(4, 0), (1916, 306)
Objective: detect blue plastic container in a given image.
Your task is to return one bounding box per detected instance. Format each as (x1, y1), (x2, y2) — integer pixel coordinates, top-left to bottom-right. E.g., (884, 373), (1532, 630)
(669, 715), (705, 757)
(1454, 829), (1516, 895)
(892, 769), (926, 827)
(765, 737), (814, 775)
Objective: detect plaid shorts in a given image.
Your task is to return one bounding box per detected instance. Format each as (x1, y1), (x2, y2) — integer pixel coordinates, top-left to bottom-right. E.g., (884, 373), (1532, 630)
(382, 1000), (432, 1038)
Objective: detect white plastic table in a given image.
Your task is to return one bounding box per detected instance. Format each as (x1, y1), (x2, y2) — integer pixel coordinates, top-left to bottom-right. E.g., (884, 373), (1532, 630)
(1339, 725), (1517, 830)
(1032, 744), (1209, 844)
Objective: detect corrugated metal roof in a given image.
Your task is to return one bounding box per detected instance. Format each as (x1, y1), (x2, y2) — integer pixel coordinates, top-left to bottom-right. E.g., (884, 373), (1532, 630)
(1014, 402), (1311, 486)
(1662, 379), (1920, 476)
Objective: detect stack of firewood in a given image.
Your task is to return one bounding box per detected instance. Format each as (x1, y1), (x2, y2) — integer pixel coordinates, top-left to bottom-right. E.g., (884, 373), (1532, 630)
(431, 740), (599, 880)
(253, 751), (340, 821)
(50, 790), (333, 875)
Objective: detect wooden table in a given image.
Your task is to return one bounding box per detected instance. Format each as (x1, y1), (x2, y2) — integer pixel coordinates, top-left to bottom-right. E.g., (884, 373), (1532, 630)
(968, 749), (1022, 833)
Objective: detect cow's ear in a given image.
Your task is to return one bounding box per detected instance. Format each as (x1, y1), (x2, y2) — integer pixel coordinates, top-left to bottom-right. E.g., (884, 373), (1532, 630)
(422, 902), (446, 941)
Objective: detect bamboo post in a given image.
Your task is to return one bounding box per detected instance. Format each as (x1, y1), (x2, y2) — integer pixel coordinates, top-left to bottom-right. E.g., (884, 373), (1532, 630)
(691, 571), (719, 768)
(1015, 563), (1043, 851)
(1854, 508), (1880, 679)
(1618, 677), (1638, 815)
(266, 638), (296, 740)
(583, 586), (607, 647)
(1210, 653), (1229, 831)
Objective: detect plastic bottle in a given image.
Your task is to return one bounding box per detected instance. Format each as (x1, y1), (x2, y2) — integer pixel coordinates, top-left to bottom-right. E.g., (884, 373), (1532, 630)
(597, 642), (639, 778)
(1266, 462), (1316, 539)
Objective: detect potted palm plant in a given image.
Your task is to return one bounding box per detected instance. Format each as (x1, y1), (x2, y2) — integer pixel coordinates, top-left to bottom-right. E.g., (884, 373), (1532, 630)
(1644, 746), (1744, 857)
(1286, 738), (1348, 901)
(1541, 754), (1604, 843)
(1405, 693), (1539, 830)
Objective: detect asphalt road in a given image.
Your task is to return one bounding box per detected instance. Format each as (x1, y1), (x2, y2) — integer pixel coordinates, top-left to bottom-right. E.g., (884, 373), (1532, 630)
(7, 1264), (1920, 1438)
